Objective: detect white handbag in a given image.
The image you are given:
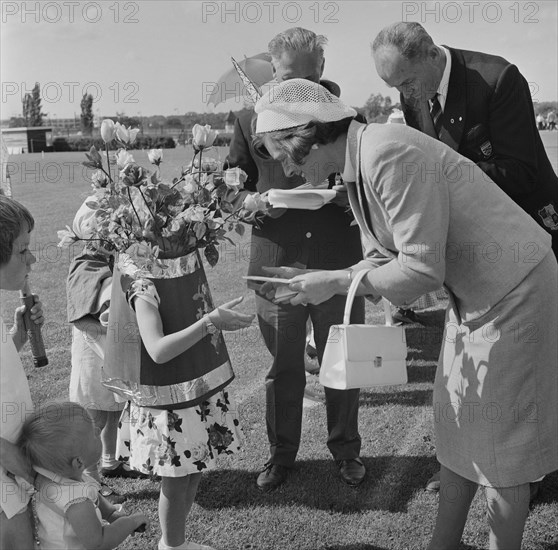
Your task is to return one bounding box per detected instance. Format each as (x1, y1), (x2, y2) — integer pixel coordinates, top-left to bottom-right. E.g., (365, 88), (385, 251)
(319, 270), (408, 390)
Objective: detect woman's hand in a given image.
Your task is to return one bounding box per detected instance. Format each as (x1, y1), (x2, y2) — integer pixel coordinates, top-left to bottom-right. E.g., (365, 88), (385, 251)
(208, 296), (255, 331)
(258, 266), (310, 300)
(0, 437), (34, 484)
(287, 270), (348, 306)
(331, 184), (350, 208)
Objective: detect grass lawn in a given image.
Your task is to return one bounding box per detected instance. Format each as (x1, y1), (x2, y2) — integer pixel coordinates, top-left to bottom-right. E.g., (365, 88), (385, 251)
(2, 147), (557, 549)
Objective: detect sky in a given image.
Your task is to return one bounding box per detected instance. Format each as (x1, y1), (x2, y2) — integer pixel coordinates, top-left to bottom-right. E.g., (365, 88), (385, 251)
(1, 0), (557, 119)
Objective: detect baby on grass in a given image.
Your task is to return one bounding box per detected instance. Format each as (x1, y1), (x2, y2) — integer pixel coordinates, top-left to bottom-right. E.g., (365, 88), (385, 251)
(18, 401), (149, 550)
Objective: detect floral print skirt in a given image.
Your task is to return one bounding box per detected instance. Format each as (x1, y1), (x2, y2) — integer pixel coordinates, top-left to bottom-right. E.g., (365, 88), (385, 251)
(116, 390), (243, 477)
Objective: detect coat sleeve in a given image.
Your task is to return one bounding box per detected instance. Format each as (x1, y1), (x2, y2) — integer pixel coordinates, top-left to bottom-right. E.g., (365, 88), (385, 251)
(476, 64), (539, 198)
(360, 141), (449, 305)
(223, 116), (259, 210)
(225, 117), (258, 186)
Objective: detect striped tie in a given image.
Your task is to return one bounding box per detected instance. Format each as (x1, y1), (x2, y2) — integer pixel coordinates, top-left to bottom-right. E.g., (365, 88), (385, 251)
(430, 94), (442, 138)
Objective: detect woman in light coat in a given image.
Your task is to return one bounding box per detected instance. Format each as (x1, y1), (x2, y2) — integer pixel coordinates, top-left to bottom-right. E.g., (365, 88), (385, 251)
(253, 78), (558, 550)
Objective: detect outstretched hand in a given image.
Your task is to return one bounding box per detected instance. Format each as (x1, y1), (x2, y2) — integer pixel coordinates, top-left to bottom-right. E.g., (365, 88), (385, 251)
(208, 296), (255, 331)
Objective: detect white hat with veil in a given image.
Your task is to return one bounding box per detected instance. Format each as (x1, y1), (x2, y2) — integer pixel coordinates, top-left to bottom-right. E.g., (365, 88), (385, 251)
(255, 78), (356, 133)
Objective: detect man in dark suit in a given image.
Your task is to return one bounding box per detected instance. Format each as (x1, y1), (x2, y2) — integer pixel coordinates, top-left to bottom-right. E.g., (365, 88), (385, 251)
(225, 27), (366, 491)
(372, 21), (558, 257)
(372, 21), (558, 495)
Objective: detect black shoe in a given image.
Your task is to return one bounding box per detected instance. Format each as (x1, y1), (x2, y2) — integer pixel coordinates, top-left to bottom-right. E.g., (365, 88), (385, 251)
(425, 471), (441, 493)
(305, 343), (318, 360)
(337, 458), (365, 486)
(529, 481), (541, 503)
(100, 463), (149, 480)
(392, 308), (421, 325)
(256, 462), (289, 492)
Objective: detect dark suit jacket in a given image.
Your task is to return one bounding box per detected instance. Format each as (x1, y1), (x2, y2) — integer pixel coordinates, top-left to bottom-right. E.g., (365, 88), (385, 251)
(401, 47), (558, 253)
(225, 82), (363, 287)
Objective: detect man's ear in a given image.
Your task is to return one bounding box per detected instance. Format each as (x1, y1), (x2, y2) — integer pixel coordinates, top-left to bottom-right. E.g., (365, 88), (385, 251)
(320, 58), (325, 77)
(71, 456), (84, 471)
(428, 45), (441, 64)
(271, 60), (277, 78)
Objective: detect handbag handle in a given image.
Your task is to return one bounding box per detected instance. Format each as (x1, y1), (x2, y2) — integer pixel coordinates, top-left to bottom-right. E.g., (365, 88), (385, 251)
(343, 270), (394, 327)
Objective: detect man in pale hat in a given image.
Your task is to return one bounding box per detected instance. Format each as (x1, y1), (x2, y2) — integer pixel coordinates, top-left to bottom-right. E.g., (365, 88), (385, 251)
(225, 27), (366, 492)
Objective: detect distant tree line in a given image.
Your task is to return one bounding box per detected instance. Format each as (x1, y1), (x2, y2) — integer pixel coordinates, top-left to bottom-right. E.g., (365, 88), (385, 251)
(80, 94), (94, 135)
(8, 82), (555, 131)
(21, 82), (45, 127)
(354, 93), (397, 122)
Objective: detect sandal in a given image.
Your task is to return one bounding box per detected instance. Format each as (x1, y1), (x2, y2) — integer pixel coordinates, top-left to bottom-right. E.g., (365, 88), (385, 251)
(99, 482), (126, 505)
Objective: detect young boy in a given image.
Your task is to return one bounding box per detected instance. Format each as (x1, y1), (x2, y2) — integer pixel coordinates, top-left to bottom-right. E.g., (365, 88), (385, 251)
(68, 198), (147, 505)
(0, 194), (44, 549)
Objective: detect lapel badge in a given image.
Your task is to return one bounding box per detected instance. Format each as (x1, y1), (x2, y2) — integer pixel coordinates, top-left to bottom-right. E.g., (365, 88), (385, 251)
(538, 204), (558, 230)
(480, 140), (493, 158)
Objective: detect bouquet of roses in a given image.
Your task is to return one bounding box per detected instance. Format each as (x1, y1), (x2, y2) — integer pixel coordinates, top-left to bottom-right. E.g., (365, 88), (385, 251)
(58, 120), (268, 270)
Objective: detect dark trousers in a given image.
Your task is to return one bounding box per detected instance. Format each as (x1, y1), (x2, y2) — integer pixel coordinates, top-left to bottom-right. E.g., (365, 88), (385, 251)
(256, 292), (364, 466)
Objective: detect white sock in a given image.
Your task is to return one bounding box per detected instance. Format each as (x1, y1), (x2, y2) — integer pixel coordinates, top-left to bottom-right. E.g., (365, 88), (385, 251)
(158, 538), (215, 550)
(101, 454), (119, 469)
(158, 539), (185, 550)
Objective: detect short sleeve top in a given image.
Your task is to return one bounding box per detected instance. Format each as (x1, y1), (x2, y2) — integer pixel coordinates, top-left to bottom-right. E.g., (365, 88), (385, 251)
(126, 278), (160, 311)
(33, 467), (103, 550)
(0, 316), (34, 518)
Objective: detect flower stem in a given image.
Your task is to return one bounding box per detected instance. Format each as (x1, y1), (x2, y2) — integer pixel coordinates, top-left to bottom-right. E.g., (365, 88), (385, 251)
(170, 175), (185, 190)
(100, 167), (112, 181)
(137, 187), (166, 253)
(127, 187), (142, 227)
(105, 144), (113, 183)
(137, 187), (157, 224)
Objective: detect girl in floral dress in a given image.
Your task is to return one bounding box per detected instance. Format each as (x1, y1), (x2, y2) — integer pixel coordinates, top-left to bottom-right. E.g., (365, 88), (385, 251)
(107, 254), (253, 550)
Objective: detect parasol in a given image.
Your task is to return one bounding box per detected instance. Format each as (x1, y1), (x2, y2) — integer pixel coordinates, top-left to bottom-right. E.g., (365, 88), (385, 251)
(206, 52), (273, 107)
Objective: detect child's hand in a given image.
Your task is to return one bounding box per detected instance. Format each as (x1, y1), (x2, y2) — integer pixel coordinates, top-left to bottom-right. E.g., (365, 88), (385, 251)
(130, 513), (150, 534)
(11, 295), (44, 351)
(13, 295), (44, 329)
(208, 296), (255, 331)
(106, 504), (127, 523)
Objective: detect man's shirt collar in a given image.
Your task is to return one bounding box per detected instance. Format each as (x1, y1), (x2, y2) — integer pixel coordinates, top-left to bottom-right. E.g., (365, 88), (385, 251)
(432, 45), (452, 111)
